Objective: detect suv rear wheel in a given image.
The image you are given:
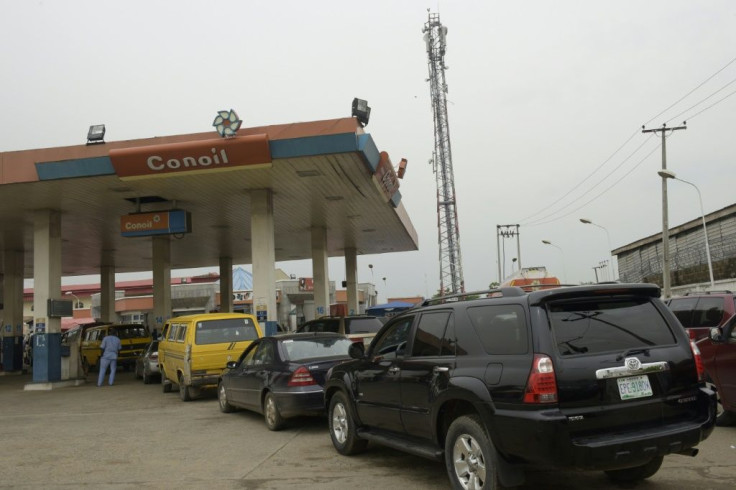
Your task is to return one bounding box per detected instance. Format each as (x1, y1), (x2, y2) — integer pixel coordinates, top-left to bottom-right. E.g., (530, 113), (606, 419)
(328, 392), (367, 455)
(604, 455), (663, 483)
(445, 415), (499, 490)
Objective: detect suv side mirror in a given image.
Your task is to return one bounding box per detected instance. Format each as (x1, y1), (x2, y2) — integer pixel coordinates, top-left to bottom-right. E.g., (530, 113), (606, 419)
(709, 327), (723, 343)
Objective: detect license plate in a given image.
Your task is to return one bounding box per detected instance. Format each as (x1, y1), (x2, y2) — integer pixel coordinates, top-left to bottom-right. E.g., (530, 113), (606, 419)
(617, 375), (653, 400)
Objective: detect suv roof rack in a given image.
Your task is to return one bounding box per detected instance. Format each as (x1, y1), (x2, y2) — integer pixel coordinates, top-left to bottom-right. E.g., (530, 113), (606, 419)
(422, 286), (527, 306)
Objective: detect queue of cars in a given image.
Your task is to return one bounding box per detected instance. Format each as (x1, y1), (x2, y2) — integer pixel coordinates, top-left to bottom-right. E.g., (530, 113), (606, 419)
(124, 284), (721, 490)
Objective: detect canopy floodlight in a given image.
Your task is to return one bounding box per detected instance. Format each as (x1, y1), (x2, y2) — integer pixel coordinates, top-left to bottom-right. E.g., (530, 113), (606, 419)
(87, 124), (106, 145)
(351, 98), (371, 126)
(213, 109), (242, 138)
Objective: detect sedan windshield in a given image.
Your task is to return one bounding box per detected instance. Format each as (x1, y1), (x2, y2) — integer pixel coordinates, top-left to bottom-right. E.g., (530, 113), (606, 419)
(281, 337), (353, 362)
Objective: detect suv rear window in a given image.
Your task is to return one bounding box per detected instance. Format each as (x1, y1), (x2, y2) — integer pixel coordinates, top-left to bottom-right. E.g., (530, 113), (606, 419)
(548, 297), (675, 357)
(299, 320), (338, 333)
(345, 318), (383, 334)
(195, 318), (259, 345)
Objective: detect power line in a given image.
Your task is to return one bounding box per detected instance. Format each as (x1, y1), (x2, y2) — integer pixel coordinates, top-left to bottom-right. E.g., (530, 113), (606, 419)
(527, 142), (662, 227)
(516, 54), (736, 225)
(667, 78), (736, 124)
(522, 135), (656, 225)
(645, 55), (736, 126)
(516, 128), (640, 224)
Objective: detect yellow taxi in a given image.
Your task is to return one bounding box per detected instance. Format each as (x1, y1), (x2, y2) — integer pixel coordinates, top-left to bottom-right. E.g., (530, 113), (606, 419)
(80, 323), (152, 372)
(158, 313), (262, 401)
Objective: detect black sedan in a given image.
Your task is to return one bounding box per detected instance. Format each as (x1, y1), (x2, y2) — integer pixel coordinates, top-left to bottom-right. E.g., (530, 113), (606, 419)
(217, 332), (355, 430)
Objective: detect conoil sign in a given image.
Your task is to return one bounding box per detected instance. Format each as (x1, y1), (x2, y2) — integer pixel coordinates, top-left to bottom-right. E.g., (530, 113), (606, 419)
(121, 210), (191, 237)
(109, 134), (271, 180)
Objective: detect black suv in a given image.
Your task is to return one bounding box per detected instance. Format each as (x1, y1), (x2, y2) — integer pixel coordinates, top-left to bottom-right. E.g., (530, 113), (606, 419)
(324, 284), (716, 489)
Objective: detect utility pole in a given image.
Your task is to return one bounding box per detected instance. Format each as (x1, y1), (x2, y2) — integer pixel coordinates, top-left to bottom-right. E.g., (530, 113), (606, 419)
(497, 224), (521, 282)
(593, 264), (605, 283)
(642, 122), (687, 298)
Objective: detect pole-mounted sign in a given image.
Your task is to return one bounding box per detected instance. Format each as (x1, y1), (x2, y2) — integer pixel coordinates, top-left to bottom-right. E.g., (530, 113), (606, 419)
(121, 210), (192, 237)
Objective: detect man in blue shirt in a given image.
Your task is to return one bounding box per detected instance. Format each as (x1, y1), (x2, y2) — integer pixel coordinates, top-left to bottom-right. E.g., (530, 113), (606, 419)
(98, 329), (122, 387)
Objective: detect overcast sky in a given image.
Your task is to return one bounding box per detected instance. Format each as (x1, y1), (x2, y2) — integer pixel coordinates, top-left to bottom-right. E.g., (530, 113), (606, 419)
(3, 1), (736, 301)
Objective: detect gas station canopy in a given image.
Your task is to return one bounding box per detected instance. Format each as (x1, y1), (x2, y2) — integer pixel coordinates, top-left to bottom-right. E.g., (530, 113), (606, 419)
(0, 117), (418, 278)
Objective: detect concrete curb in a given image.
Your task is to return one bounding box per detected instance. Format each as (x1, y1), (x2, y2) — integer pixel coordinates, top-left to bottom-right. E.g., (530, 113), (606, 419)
(24, 378), (87, 390)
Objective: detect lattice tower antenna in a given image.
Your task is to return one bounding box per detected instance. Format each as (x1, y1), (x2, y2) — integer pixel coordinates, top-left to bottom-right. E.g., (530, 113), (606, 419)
(423, 11), (464, 295)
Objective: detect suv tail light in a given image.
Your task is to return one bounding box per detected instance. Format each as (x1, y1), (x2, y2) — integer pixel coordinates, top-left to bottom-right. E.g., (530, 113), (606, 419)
(690, 340), (705, 382)
(288, 366), (317, 387)
(524, 354), (558, 404)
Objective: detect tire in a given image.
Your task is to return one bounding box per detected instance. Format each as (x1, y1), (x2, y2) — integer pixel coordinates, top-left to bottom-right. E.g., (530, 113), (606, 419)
(179, 373), (193, 402)
(264, 392), (284, 431)
(218, 382), (235, 413)
(161, 369), (172, 393)
(142, 368), (152, 385)
(445, 415), (499, 490)
(605, 455), (664, 483)
(328, 391), (367, 455)
(134, 363), (143, 380)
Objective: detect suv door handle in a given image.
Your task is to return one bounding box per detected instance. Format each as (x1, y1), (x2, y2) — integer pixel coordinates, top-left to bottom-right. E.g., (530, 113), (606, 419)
(388, 366), (400, 374)
(433, 366), (449, 373)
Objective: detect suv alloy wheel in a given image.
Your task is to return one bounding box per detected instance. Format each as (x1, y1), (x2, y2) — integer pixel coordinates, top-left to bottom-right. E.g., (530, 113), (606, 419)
(328, 392), (367, 455)
(445, 415), (500, 490)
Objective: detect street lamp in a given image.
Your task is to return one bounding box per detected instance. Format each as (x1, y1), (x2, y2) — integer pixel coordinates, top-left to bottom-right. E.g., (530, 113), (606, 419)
(65, 291), (81, 309)
(657, 169), (715, 288)
(580, 218), (616, 281)
(542, 240), (567, 283)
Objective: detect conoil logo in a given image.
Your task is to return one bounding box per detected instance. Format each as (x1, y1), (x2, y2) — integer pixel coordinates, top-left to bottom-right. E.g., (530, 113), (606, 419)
(121, 212), (169, 233)
(109, 135), (272, 180)
(147, 147), (229, 171)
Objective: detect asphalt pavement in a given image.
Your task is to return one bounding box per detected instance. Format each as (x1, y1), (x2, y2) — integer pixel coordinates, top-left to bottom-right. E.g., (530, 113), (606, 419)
(1, 370), (734, 489)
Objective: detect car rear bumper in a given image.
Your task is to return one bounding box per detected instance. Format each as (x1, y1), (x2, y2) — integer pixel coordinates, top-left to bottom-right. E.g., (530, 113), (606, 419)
(485, 387), (717, 470)
(272, 389), (325, 418)
(190, 375), (220, 388)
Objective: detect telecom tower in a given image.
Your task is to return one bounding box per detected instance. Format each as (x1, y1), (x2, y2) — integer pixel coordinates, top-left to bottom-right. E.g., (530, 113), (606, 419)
(424, 11), (464, 295)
